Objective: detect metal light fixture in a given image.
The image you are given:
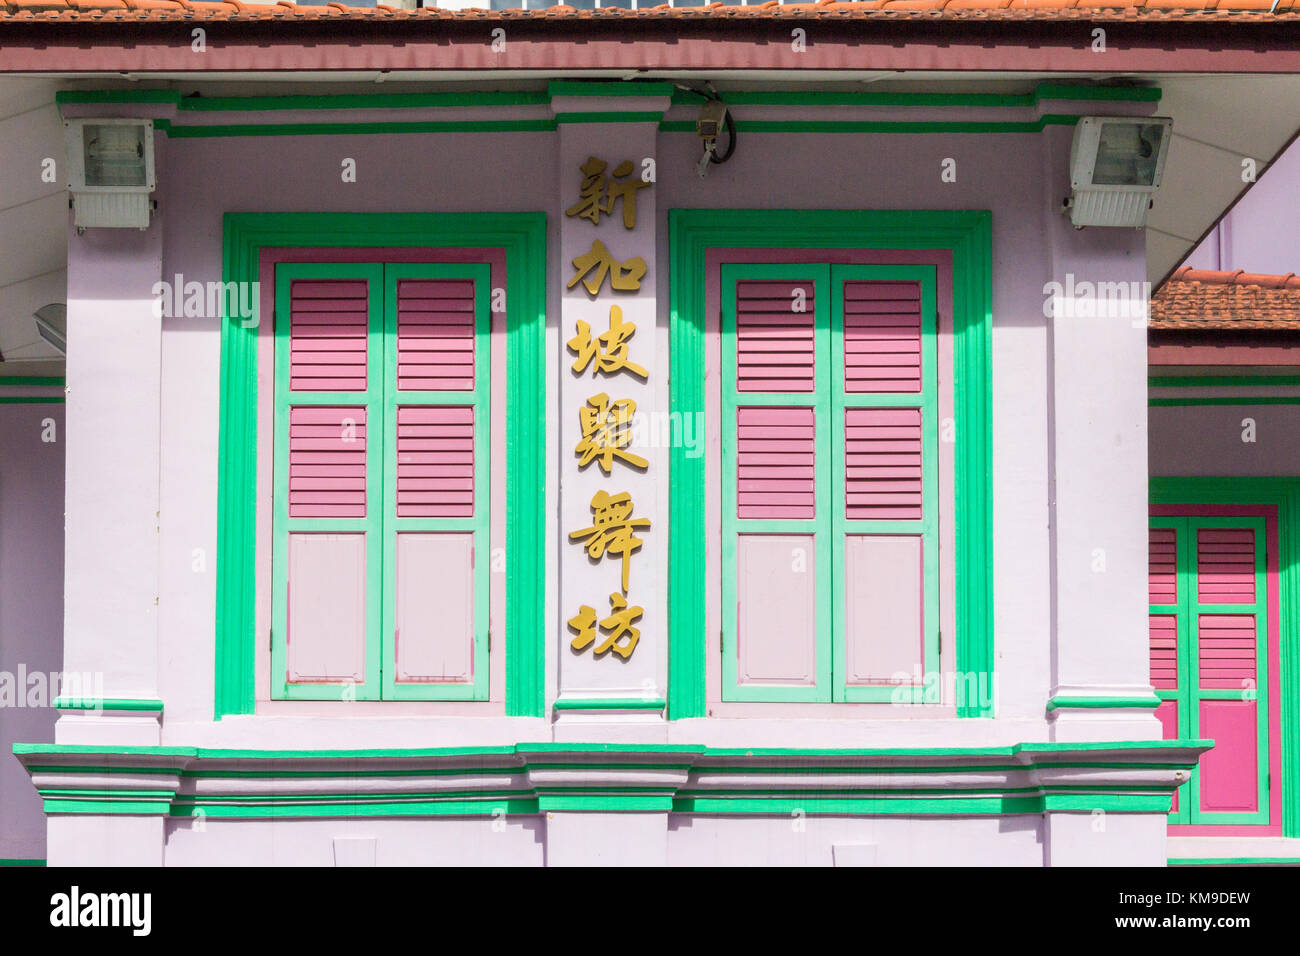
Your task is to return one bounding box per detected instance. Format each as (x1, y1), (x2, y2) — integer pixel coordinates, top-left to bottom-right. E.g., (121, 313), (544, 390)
(64, 118), (156, 230)
(1065, 116), (1172, 228)
(34, 304), (67, 355)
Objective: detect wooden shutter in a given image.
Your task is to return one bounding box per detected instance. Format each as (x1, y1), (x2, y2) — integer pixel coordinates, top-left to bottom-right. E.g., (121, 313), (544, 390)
(722, 265), (831, 702)
(833, 269), (938, 702)
(383, 266), (490, 700)
(1151, 516), (1270, 825)
(1192, 524), (1265, 818)
(274, 267), (384, 699)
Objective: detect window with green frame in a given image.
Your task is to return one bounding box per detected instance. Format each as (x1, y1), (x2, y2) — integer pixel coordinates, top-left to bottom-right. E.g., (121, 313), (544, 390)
(271, 261), (490, 701)
(1149, 514), (1270, 825)
(720, 262), (940, 703)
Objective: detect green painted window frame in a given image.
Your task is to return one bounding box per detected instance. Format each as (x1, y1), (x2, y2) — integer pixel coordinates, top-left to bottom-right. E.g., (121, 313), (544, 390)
(1151, 476), (1300, 838)
(1149, 514), (1269, 825)
(669, 209), (993, 719)
(270, 262), (491, 701)
(719, 263), (939, 703)
(216, 212), (547, 719)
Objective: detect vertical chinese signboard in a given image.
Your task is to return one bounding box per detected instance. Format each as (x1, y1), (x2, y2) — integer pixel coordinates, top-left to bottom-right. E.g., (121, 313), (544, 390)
(555, 103), (666, 712)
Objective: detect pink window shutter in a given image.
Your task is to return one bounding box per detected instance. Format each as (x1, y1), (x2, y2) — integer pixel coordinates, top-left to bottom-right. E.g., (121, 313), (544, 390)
(396, 278), (476, 391)
(396, 405), (475, 518)
(288, 406), (367, 519)
(736, 405), (816, 520)
(842, 280), (922, 394)
(1148, 526), (1177, 605)
(289, 278), (368, 392)
(735, 279), (816, 393)
(1196, 527), (1256, 604)
(844, 407), (923, 521)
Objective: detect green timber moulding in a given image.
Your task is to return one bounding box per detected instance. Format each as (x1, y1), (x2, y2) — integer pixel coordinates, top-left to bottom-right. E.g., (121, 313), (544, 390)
(55, 83), (1159, 139)
(667, 209), (993, 720)
(216, 213), (547, 719)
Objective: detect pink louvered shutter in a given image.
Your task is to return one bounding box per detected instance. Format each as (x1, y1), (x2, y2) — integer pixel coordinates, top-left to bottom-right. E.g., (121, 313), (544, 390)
(1148, 525), (1181, 813)
(396, 278), (475, 391)
(835, 274), (933, 697)
(735, 279), (816, 392)
(736, 406), (816, 520)
(844, 407), (923, 521)
(725, 270), (828, 700)
(1192, 524), (1262, 815)
(279, 270), (380, 694)
(389, 273), (484, 692)
(843, 280), (922, 393)
(289, 278), (369, 392)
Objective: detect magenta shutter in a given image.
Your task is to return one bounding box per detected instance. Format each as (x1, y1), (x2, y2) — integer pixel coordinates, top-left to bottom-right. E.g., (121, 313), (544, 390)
(289, 279), (368, 392)
(1197, 528), (1256, 604)
(1148, 526), (1177, 604)
(280, 272), (377, 692)
(736, 406), (815, 520)
(396, 405), (474, 518)
(390, 275), (482, 691)
(288, 406), (367, 519)
(842, 280), (922, 393)
(735, 279), (816, 392)
(396, 277), (476, 391)
(844, 407), (923, 521)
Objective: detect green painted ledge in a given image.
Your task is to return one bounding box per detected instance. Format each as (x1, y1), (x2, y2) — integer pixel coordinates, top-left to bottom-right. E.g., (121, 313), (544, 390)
(1168, 857), (1300, 866)
(551, 698), (666, 712)
(57, 82), (1158, 113)
(1047, 695), (1161, 712)
(0, 859), (45, 866)
(1150, 374), (1300, 388)
(1150, 396), (1300, 407)
(54, 697), (164, 712)
(0, 376), (63, 387)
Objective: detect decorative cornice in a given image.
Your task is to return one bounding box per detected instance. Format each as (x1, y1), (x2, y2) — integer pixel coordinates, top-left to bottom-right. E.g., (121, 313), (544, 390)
(14, 740), (1209, 819)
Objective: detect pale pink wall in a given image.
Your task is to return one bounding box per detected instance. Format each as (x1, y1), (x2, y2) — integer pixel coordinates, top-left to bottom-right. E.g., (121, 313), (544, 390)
(0, 402), (64, 861)
(1182, 138), (1300, 275)
(82, 114), (1148, 745)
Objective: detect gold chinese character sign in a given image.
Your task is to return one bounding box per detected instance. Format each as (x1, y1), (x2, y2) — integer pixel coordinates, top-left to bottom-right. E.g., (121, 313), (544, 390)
(568, 240), (646, 297)
(568, 305), (647, 380)
(568, 593), (643, 660)
(564, 156), (649, 230)
(574, 392), (648, 475)
(569, 489), (650, 593)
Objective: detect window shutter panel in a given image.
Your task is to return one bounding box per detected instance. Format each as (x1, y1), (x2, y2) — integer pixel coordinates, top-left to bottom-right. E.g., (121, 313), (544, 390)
(844, 407), (923, 521)
(842, 280), (922, 393)
(834, 273), (935, 701)
(1192, 523), (1264, 817)
(735, 279), (816, 392)
(395, 278), (476, 391)
(278, 271), (381, 694)
(724, 269), (830, 701)
(736, 406), (816, 520)
(387, 273), (485, 694)
(289, 279), (369, 392)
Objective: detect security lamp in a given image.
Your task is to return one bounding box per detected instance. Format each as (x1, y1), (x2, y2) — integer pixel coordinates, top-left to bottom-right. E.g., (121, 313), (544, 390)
(34, 304), (67, 355)
(64, 118), (156, 230)
(1065, 116), (1172, 228)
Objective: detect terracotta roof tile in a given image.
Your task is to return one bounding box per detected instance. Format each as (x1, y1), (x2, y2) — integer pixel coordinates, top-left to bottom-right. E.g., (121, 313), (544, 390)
(1, 0), (1299, 22)
(1150, 267), (1300, 330)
